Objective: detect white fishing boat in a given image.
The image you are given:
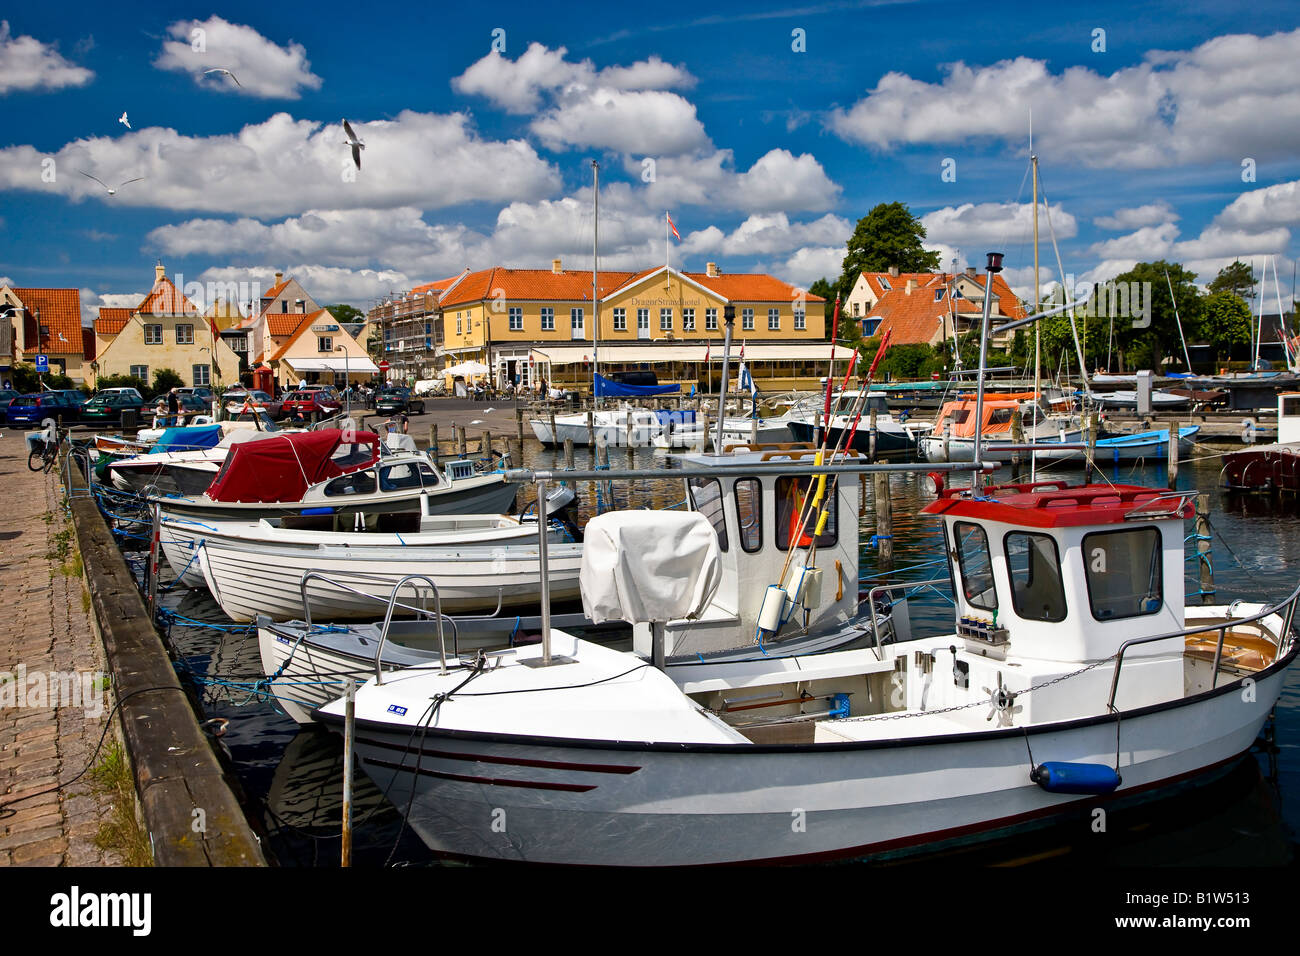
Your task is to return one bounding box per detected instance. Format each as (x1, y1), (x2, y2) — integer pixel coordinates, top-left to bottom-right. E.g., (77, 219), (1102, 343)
(786, 390), (932, 456)
(318, 469), (1298, 865)
(919, 394), (1082, 462)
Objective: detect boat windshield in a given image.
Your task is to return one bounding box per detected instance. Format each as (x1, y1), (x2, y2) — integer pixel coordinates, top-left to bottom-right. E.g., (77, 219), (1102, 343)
(1083, 527), (1163, 620)
(954, 521), (997, 610)
(688, 477), (729, 552)
(1005, 532), (1066, 622)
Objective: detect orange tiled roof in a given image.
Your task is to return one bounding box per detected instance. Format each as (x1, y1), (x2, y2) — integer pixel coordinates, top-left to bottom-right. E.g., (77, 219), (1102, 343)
(411, 275), (462, 296)
(136, 275), (198, 316)
(12, 288), (84, 355)
(268, 310), (329, 361)
(867, 273), (1024, 346)
(438, 266), (824, 308)
(266, 310), (316, 337)
(262, 279), (291, 301)
(95, 307), (132, 335)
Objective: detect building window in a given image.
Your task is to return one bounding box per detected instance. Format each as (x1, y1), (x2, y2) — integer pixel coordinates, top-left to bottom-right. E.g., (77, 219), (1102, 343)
(176, 324), (194, 344)
(230, 335), (247, 353)
(852, 302), (860, 317)
(705, 309), (718, 331)
(456, 313), (462, 335)
(794, 309), (806, 331)
(130, 365), (148, 380)
(192, 364), (210, 387)
(317, 336), (332, 352)
(613, 308), (626, 331)
(879, 277), (891, 290)
(508, 307), (523, 332)
(541, 307), (555, 331)
(742, 308), (754, 331)
(660, 308), (673, 331)
(144, 325), (162, 344)
(571, 308), (584, 333)
(768, 308), (780, 331)
(935, 288), (946, 302)
(683, 308), (695, 332)
(637, 308), (649, 334)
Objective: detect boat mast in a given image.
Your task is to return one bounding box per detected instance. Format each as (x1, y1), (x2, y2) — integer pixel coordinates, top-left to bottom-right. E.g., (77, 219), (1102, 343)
(972, 252), (1003, 490)
(1032, 152), (1041, 430)
(592, 160), (600, 401)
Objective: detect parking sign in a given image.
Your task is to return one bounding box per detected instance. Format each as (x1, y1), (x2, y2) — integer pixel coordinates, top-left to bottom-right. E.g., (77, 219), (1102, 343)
(34, 354), (48, 373)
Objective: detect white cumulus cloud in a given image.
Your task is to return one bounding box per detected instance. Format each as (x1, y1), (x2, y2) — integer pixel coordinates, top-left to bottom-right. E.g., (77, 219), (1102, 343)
(154, 16), (322, 99)
(0, 20), (93, 94)
(1093, 202), (1179, 230)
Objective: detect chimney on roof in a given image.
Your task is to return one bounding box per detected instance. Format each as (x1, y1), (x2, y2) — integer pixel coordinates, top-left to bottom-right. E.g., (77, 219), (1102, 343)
(552, 258), (562, 274)
(888, 266), (900, 278)
(905, 278), (917, 294)
(965, 266), (976, 277)
(155, 260), (165, 282)
(275, 271), (284, 285)
(706, 262), (719, 278)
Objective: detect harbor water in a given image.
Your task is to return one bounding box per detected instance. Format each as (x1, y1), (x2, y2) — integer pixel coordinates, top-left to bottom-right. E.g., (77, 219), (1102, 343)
(129, 441), (1299, 866)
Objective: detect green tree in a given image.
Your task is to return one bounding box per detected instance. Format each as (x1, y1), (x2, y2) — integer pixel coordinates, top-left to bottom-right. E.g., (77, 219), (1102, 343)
(839, 203), (940, 298)
(324, 303), (365, 324)
(1207, 259), (1258, 302)
(1196, 291), (1253, 363)
(1107, 261), (1201, 371)
(366, 326), (384, 362)
(152, 368), (185, 395)
(808, 277), (837, 339)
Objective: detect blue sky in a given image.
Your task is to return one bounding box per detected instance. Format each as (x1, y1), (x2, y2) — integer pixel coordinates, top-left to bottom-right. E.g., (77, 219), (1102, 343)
(2, 0), (1299, 321)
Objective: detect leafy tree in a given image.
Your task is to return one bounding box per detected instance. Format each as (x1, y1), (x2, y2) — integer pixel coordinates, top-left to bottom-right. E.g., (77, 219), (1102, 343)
(11, 363), (74, 392)
(808, 277), (837, 339)
(839, 203), (940, 298)
(1207, 260), (1258, 302)
(1196, 291), (1253, 363)
(365, 326), (384, 362)
(152, 368), (185, 395)
(1107, 261), (1201, 371)
(324, 303), (365, 324)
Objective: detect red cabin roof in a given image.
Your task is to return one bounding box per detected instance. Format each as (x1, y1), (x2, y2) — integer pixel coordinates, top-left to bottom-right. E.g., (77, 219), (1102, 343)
(205, 429), (380, 503)
(921, 478), (1193, 529)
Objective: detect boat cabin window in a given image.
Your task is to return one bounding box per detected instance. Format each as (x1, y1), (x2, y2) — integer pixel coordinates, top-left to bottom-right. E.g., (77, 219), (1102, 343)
(1004, 531), (1066, 622)
(734, 478), (762, 553)
(1283, 396), (1300, 417)
(775, 476), (837, 551)
(953, 521), (997, 610)
(416, 462), (440, 487)
(1083, 527), (1163, 620)
(323, 470), (378, 496)
(688, 477), (729, 552)
(331, 442), (374, 469)
(939, 408), (970, 429)
(379, 462), (424, 491)
(987, 408), (1014, 427)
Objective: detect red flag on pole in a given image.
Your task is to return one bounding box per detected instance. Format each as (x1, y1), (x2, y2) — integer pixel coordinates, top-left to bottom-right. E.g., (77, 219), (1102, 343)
(667, 213), (680, 241)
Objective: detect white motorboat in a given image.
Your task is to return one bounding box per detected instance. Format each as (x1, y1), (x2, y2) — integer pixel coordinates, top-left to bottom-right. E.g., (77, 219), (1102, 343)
(786, 390), (933, 456)
(530, 404), (681, 447)
(919, 394), (1082, 462)
(319, 465), (1298, 866)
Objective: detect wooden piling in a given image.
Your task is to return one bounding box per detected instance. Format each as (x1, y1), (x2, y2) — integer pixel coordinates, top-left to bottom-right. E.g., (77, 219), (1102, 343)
(1196, 494), (1214, 605)
(428, 423), (438, 459)
(549, 409), (558, 448)
(872, 472), (893, 570)
(1087, 413), (1099, 482)
(1010, 409), (1024, 471)
(516, 406), (525, 446)
(941, 423), (951, 462)
(563, 437), (575, 469)
(457, 425), (467, 458)
(587, 410), (595, 448)
(481, 430), (492, 458)
(1168, 421), (1180, 482)
(869, 408), (878, 461)
(626, 407), (634, 465)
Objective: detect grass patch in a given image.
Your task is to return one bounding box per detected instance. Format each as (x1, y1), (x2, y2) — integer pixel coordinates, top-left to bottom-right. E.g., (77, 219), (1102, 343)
(81, 588), (92, 614)
(88, 740), (153, 866)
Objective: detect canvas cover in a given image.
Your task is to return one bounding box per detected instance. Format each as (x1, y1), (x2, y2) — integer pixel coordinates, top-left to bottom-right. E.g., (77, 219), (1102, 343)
(594, 373), (680, 398)
(580, 511), (721, 625)
(152, 424), (223, 453)
(205, 428), (379, 502)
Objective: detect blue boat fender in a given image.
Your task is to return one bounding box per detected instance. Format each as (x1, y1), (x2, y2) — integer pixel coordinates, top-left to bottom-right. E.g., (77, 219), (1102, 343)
(827, 693), (851, 719)
(1030, 761), (1121, 795)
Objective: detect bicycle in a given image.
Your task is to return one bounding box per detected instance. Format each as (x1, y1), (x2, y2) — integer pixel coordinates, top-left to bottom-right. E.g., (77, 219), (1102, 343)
(26, 421), (66, 473)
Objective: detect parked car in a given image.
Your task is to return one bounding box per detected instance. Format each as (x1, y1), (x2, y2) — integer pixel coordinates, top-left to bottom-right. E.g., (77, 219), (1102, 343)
(176, 386), (215, 402)
(0, 389), (20, 422)
(223, 389), (283, 419)
(98, 386), (145, 402)
(50, 389), (90, 418)
(149, 393), (211, 425)
(80, 390), (146, 427)
(280, 390), (342, 421)
(374, 387), (426, 415)
(5, 392), (84, 427)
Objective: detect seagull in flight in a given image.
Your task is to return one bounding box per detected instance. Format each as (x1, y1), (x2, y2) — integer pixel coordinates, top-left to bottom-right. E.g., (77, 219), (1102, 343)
(119, 112), (131, 129)
(203, 68), (241, 87)
(78, 171), (146, 196)
(342, 118), (365, 170)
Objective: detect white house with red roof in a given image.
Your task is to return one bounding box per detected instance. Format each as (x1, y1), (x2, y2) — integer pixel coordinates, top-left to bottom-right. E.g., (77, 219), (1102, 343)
(849, 267), (1026, 348)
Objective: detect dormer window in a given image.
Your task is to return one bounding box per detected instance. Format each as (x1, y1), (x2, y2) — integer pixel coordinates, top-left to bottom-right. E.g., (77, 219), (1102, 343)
(1083, 528), (1163, 620)
(934, 289), (945, 302)
(879, 277), (891, 290)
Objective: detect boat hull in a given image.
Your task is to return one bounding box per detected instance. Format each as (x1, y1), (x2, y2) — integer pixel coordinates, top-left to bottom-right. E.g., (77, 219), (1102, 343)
(787, 420), (917, 455)
(330, 665), (1284, 865)
(919, 430), (1084, 463)
(1223, 443), (1300, 492)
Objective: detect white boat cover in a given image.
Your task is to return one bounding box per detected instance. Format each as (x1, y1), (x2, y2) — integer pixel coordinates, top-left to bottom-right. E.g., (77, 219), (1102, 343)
(580, 511), (721, 625)
(384, 432), (419, 452)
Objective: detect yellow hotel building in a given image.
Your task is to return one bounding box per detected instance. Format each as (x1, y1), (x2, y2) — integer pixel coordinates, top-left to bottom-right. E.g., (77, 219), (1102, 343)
(434, 261), (829, 393)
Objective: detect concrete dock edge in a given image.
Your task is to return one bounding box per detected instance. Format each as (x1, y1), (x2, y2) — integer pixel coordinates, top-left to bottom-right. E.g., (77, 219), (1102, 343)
(67, 466), (266, 866)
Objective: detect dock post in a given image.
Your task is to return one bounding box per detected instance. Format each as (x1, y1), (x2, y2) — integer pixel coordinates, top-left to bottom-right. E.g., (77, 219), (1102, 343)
(626, 408), (635, 466)
(1168, 421), (1180, 483)
(587, 410), (595, 448)
(481, 430), (492, 460)
(1010, 409), (1024, 474)
(751, 416), (758, 445)
(941, 423), (951, 462)
(147, 503), (161, 622)
(457, 425), (467, 458)
(428, 423), (438, 460)
(563, 437), (575, 470)
(869, 408), (878, 460)
(1196, 494), (1215, 605)
(516, 405), (525, 446)
(872, 472), (893, 571)
(341, 683), (355, 868)
(549, 409), (558, 448)
(859, 474), (867, 514)
(1087, 414), (1099, 482)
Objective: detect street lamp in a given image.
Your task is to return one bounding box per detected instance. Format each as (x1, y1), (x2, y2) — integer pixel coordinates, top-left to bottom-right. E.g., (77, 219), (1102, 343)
(335, 345), (350, 416)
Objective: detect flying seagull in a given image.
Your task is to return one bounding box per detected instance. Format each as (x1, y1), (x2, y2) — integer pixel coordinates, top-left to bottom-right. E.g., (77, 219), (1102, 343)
(78, 170), (146, 196)
(342, 118), (365, 170)
(119, 112), (131, 129)
(203, 68), (242, 87)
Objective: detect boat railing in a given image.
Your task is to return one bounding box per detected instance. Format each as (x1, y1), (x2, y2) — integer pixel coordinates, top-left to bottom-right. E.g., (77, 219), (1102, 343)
(1107, 579), (1300, 710)
(297, 570), (459, 678)
(865, 578), (950, 658)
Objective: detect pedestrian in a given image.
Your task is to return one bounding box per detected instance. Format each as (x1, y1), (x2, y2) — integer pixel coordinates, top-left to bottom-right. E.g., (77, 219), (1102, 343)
(166, 387), (180, 426)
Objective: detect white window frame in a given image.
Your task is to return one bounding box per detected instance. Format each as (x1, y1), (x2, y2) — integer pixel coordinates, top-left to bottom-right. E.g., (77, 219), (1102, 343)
(144, 324), (162, 345)
(130, 365), (148, 380)
(317, 336), (333, 352)
(768, 308), (780, 331)
(192, 364), (210, 387)
(508, 307), (523, 332)
(683, 308), (695, 332)
(541, 307), (555, 331)
(613, 308), (626, 331)
(742, 308), (754, 331)
(660, 308), (673, 331)
(175, 324), (194, 345)
(705, 308), (718, 331)
(794, 309), (806, 331)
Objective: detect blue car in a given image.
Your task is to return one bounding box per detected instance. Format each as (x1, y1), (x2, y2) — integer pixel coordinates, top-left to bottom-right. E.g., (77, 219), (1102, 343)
(5, 392), (80, 427)
(0, 389), (18, 423)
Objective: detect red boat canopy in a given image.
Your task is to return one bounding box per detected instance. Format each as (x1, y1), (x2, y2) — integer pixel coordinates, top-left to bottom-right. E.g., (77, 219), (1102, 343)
(205, 429), (380, 503)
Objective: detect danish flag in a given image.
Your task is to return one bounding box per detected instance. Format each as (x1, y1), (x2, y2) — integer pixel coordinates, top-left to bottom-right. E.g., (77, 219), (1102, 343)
(667, 213), (680, 241)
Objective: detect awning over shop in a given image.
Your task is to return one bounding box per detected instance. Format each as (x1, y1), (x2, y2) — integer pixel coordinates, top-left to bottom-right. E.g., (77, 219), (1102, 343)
(281, 356), (380, 373)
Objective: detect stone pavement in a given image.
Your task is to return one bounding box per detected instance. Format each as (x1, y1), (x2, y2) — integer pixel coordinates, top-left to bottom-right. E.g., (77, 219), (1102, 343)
(0, 429), (122, 866)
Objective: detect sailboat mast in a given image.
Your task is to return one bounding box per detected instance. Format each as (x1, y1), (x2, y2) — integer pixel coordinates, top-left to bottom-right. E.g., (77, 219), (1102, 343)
(1032, 153), (1041, 427)
(592, 160), (600, 396)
